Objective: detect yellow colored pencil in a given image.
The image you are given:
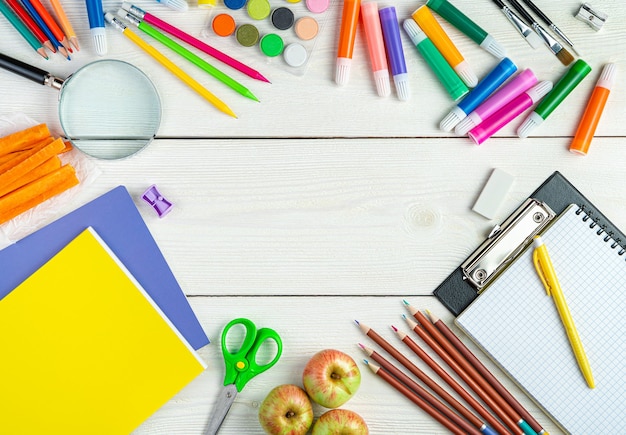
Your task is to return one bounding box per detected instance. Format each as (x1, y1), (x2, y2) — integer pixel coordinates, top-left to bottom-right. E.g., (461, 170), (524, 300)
(104, 13), (237, 118)
(48, 0), (79, 51)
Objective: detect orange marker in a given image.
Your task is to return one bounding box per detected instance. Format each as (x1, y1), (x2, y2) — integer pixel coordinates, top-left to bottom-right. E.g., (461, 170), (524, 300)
(570, 63), (616, 156)
(335, 0), (361, 85)
(411, 6), (477, 88)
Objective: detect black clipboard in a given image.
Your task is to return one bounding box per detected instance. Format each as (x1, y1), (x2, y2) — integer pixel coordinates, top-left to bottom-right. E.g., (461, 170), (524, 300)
(434, 171), (626, 316)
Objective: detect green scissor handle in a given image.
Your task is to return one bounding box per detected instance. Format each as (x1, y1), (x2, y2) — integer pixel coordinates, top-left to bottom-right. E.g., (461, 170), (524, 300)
(221, 318), (283, 392)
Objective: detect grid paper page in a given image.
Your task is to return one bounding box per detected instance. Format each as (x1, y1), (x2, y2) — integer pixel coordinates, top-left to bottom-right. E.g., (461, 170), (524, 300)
(456, 205), (626, 434)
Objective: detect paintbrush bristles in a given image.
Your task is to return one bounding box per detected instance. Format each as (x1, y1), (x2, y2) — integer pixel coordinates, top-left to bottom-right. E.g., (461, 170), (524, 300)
(556, 47), (575, 67)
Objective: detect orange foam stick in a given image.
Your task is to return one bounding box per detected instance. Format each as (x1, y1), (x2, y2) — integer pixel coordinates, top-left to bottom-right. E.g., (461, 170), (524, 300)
(0, 164), (79, 225)
(0, 138), (65, 187)
(0, 156), (61, 197)
(0, 124), (51, 156)
(0, 150), (29, 166)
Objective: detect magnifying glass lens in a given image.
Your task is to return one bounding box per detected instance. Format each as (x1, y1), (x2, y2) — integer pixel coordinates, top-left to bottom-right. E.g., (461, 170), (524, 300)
(58, 60), (161, 160)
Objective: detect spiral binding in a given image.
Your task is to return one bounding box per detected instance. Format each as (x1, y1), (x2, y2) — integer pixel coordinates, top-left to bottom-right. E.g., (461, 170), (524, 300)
(575, 205), (626, 258)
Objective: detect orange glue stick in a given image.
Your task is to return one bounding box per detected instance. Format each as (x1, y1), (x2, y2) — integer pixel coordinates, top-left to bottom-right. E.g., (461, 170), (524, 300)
(570, 63), (616, 156)
(335, 0), (361, 85)
(412, 6), (477, 88)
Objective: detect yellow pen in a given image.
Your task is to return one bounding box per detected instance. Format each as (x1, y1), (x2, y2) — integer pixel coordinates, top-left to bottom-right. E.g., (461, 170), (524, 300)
(532, 236), (594, 389)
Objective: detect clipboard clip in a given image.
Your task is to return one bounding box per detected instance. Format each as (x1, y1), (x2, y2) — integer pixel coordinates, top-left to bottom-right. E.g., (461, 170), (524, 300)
(461, 198), (556, 291)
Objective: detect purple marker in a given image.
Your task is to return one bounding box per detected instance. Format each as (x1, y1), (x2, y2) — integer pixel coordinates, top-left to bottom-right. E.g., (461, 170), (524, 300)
(468, 81), (552, 145)
(455, 69), (538, 135)
(379, 6), (410, 100)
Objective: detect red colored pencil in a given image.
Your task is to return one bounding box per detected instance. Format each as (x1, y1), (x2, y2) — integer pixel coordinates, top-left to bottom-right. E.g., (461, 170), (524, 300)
(5, 0), (55, 53)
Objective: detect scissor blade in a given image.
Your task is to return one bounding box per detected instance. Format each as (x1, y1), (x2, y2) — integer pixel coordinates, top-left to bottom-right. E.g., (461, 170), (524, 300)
(204, 384), (238, 435)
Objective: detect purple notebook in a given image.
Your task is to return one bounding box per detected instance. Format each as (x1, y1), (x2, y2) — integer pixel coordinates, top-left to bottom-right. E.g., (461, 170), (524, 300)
(0, 186), (209, 350)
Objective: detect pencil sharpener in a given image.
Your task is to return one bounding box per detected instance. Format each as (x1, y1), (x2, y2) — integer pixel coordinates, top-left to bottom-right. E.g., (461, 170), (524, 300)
(142, 185), (173, 218)
(575, 3), (607, 31)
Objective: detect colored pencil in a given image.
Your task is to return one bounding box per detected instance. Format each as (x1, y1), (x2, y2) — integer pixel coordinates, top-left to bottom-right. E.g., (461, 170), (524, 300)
(20, 0), (69, 58)
(122, 3), (270, 83)
(427, 310), (548, 435)
(392, 324), (510, 435)
(28, 0), (71, 52)
(363, 360), (467, 435)
(48, 0), (79, 51)
(5, 0), (55, 53)
(0, 0), (48, 59)
(359, 344), (482, 435)
(104, 13), (236, 118)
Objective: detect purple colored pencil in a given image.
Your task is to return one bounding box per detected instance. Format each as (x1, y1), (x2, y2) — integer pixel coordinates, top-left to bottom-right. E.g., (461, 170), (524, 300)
(122, 3), (270, 83)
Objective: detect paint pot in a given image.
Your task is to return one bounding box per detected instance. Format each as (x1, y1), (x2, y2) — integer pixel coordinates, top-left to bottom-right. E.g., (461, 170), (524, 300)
(212, 13), (236, 36)
(271, 7), (295, 30)
(247, 0), (271, 20)
(236, 23), (260, 46)
(283, 42), (308, 67)
(224, 0), (246, 10)
(260, 33), (284, 57)
(305, 0), (329, 13)
(294, 16), (319, 40)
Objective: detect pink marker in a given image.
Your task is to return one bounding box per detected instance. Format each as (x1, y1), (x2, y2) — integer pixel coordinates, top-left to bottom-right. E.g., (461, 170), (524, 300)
(361, 1), (390, 97)
(468, 81), (552, 145)
(455, 69), (537, 135)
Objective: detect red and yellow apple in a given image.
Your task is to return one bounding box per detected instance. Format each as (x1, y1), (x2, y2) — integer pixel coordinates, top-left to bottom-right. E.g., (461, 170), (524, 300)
(311, 409), (369, 435)
(302, 349), (361, 408)
(258, 384), (314, 435)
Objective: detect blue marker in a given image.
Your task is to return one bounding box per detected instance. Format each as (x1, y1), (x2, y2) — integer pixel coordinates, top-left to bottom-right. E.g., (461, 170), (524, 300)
(85, 0), (107, 55)
(379, 6), (410, 101)
(440, 57), (517, 131)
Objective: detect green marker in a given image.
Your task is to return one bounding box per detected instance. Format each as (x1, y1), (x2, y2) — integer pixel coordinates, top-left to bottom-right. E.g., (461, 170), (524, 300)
(118, 9), (259, 102)
(426, 0), (505, 58)
(518, 59), (592, 137)
(402, 19), (468, 101)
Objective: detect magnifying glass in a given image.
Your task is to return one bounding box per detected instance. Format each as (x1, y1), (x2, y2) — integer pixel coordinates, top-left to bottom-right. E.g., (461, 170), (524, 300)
(0, 52), (161, 159)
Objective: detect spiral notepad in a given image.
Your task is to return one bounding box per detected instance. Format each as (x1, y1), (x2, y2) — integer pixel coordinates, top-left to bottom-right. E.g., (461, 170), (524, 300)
(456, 204), (626, 434)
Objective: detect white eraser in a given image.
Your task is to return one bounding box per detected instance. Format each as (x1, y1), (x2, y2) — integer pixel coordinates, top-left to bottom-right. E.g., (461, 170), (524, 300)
(472, 169), (515, 219)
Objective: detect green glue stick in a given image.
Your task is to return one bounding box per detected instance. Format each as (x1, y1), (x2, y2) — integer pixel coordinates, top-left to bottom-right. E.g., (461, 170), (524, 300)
(403, 19), (469, 101)
(518, 59), (592, 138)
(426, 0), (505, 58)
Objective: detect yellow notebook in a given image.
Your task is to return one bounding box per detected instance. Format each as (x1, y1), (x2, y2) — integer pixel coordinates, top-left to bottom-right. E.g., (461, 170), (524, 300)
(0, 228), (207, 434)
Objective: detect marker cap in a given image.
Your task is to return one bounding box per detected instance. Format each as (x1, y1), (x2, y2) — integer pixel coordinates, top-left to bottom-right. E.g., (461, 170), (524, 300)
(454, 60), (478, 88)
(90, 27), (107, 56)
(517, 111), (544, 138)
(455, 111), (482, 136)
(373, 70), (391, 97)
(480, 34), (506, 59)
(393, 72), (410, 101)
(440, 106), (467, 132)
(335, 57), (352, 86)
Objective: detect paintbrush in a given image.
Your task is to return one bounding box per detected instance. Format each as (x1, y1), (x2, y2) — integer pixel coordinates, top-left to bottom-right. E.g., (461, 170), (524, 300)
(520, 0), (580, 56)
(490, 0), (542, 49)
(505, 0), (574, 66)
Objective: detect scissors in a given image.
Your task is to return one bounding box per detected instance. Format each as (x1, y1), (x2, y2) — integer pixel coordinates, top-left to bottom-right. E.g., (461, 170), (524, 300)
(205, 318), (282, 435)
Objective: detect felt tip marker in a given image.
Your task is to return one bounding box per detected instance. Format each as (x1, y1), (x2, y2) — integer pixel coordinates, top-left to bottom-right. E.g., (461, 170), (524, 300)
(518, 59), (592, 138)
(403, 19), (468, 101)
(412, 6), (477, 89)
(440, 57), (517, 131)
(570, 63), (617, 155)
(85, 0), (106, 55)
(468, 81), (552, 145)
(361, 2), (390, 97)
(335, 0), (361, 85)
(456, 69), (537, 135)
(426, 0), (506, 58)
(379, 6), (409, 101)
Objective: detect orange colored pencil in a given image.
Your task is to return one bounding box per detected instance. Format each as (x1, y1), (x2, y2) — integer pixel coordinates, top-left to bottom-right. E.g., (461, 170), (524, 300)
(392, 324), (511, 435)
(364, 360), (467, 435)
(427, 310), (547, 435)
(359, 344), (482, 435)
(403, 310), (523, 435)
(28, 0), (72, 52)
(48, 0), (79, 51)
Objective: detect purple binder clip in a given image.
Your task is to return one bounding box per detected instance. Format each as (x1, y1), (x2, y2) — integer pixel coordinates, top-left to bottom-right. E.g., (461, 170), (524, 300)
(141, 185), (173, 218)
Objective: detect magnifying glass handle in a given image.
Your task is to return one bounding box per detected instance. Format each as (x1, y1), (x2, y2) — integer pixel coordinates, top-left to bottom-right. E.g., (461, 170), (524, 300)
(0, 52), (64, 89)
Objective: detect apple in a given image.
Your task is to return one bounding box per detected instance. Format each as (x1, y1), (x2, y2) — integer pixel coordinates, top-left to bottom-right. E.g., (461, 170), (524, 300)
(311, 409), (369, 435)
(302, 349), (361, 408)
(258, 384), (314, 435)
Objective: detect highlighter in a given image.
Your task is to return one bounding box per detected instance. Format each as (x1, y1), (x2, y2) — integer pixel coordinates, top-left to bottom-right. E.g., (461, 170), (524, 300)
(456, 69), (537, 135)
(440, 57), (517, 131)
(403, 19), (468, 101)
(570, 63), (617, 155)
(379, 6), (410, 101)
(412, 6), (477, 89)
(518, 59), (592, 138)
(361, 1), (390, 97)
(426, 0), (506, 58)
(468, 81), (552, 145)
(335, 0), (361, 85)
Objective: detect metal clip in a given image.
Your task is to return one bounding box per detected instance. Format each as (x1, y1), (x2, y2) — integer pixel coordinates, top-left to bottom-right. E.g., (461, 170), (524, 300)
(575, 3), (607, 31)
(461, 198), (555, 291)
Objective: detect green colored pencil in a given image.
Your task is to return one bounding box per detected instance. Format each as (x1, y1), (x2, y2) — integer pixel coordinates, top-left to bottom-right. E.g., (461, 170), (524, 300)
(0, 0), (48, 59)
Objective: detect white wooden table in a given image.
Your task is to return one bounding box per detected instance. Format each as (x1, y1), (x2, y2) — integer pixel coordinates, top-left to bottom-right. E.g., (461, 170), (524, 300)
(1, 0), (624, 433)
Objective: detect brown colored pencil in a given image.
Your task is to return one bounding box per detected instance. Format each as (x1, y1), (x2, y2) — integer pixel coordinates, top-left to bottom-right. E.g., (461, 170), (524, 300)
(403, 314), (523, 435)
(392, 325), (511, 435)
(427, 310), (547, 435)
(364, 360), (467, 435)
(359, 344), (482, 435)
